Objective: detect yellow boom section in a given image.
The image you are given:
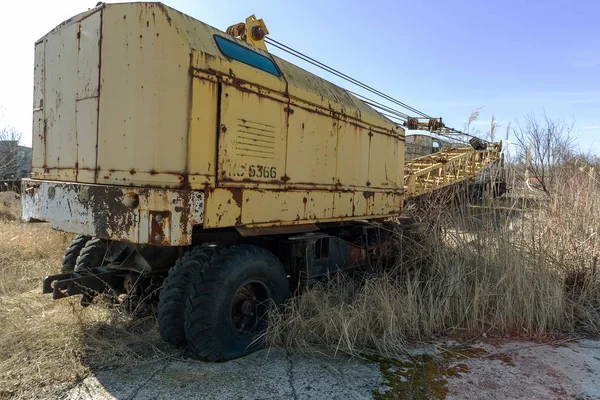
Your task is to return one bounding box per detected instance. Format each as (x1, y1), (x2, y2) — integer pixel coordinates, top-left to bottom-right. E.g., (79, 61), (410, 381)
(404, 142), (503, 197)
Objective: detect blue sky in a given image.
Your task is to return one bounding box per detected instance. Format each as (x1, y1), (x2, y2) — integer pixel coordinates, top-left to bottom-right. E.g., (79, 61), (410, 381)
(1, 0), (599, 154)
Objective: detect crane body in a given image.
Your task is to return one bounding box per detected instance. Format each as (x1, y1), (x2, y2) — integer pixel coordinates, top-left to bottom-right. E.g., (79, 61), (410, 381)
(22, 2), (502, 361)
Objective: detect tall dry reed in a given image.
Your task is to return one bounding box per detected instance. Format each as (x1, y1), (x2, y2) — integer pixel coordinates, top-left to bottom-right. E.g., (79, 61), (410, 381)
(265, 167), (600, 356)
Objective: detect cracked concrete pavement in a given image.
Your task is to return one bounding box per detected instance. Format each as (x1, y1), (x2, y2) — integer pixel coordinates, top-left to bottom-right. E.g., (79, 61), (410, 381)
(64, 349), (383, 400)
(59, 339), (600, 400)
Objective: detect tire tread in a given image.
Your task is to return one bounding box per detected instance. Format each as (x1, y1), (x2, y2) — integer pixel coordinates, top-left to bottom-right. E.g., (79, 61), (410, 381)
(184, 245), (288, 361)
(158, 245), (222, 345)
(62, 235), (91, 273)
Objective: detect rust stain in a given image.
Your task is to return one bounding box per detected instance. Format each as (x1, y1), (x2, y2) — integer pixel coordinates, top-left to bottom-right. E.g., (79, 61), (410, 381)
(229, 187), (243, 208)
(150, 210), (171, 245)
(236, 224), (319, 237)
(349, 246), (366, 266)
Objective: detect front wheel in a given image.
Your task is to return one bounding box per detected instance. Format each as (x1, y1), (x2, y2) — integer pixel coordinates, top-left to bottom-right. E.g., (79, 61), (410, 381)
(184, 245), (289, 361)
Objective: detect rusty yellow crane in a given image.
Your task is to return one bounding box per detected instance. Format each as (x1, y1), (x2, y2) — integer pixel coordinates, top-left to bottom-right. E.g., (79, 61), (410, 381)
(22, 2), (502, 361)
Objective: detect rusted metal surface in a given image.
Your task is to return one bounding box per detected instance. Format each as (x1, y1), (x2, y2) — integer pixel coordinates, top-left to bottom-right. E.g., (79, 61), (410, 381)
(236, 223), (319, 237)
(203, 187), (403, 229)
(21, 179), (203, 245)
(404, 144), (502, 197)
(27, 2), (504, 241)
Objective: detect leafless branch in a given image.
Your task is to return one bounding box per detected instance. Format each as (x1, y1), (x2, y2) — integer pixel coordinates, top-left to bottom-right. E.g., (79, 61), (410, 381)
(512, 112), (575, 195)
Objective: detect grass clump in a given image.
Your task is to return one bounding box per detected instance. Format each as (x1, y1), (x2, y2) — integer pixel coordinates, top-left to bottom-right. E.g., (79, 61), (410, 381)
(265, 169), (600, 357)
(0, 193), (174, 399)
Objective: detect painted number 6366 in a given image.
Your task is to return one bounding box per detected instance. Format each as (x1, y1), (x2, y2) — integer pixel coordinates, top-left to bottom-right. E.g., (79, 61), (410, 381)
(248, 165), (277, 179)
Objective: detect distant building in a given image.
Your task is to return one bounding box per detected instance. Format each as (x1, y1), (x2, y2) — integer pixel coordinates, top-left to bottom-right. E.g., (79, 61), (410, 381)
(0, 140), (32, 180)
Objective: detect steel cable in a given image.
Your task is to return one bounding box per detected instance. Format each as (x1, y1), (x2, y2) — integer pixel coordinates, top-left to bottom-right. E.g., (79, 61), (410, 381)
(265, 37), (486, 143)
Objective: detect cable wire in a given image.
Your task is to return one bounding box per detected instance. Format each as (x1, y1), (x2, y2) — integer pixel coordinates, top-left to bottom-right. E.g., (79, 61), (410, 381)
(265, 37), (430, 118)
(265, 36), (486, 143)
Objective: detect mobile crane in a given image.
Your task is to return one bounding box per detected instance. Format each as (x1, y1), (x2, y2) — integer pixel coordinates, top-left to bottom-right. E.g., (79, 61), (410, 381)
(23, 2), (502, 361)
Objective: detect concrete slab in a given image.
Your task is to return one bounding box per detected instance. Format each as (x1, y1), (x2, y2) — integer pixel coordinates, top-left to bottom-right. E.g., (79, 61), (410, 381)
(63, 349), (382, 400)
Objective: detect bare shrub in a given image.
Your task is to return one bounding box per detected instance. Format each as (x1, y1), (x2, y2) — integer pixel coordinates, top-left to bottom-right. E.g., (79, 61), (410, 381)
(0, 126), (23, 182)
(512, 113), (575, 195)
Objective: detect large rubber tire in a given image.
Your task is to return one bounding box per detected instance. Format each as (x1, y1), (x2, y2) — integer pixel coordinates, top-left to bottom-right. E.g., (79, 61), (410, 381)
(158, 244), (223, 345)
(184, 245), (289, 361)
(62, 235), (91, 273)
(74, 238), (108, 273)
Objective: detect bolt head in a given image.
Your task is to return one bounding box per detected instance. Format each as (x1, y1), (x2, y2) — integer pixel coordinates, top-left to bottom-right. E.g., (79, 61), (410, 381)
(251, 25), (265, 40)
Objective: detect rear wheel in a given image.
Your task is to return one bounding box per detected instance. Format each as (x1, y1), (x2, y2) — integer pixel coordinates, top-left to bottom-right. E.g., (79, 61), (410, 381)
(184, 245), (289, 361)
(62, 235), (91, 273)
(74, 238), (108, 273)
(158, 244), (223, 345)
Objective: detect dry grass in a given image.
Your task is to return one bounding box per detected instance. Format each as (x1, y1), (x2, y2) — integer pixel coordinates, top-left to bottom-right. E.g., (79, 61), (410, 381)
(0, 194), (174, 400)
(265, 169), (600, 357)
(2, 166), (600, 397)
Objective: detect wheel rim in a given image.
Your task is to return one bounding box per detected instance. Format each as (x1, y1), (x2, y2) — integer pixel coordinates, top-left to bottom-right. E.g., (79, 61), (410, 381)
(230, 280), (270, 338)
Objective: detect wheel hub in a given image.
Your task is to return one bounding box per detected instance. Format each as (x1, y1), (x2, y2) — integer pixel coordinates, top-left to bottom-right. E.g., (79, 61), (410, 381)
(240, 299), (254, 316)
(231, 282), (268, 334)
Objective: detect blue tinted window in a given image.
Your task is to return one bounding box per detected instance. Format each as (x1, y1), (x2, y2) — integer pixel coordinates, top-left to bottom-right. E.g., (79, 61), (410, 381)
(214, 35), (280, 77)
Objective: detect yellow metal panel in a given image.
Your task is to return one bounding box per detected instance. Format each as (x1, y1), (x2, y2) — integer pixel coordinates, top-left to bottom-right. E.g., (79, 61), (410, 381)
(302, 191), (334, 221)
(32, 37), (45, 172)
(75, 98), (98, 171)
(281, 70), (350, 117)
(217, 83), (287, 184)
(285, 105), (337, 186)
(31, 110), (44, 170)
(353, 192), (367, 216)
(371, 192), (401, 216)
(363, 192), (376, 216)
(368, 132), (401, 190)
(33, 41), (44, 111)
(398, 140), (406, 190)
(98, 171), (184, 187)
(241, 190), (333, 224)
(203, 187), (402, 229)
(333, 192), (353, 218)
(76, 11), (101, 100)
(188, 72), (218, 188)
(76, 169), (96, 184)
(97, 3), (190, 186)
(74, 12), (101, 177)
(335, 120), (370, 187)
(44, 21), (78, 170)
(35, 10), (101, 179)
(203, 188), (241, 228)
(273, 55), (398, 132)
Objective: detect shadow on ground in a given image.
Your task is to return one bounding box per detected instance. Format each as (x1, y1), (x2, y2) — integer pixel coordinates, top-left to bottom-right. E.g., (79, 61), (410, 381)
(66, 345), (383, 400)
